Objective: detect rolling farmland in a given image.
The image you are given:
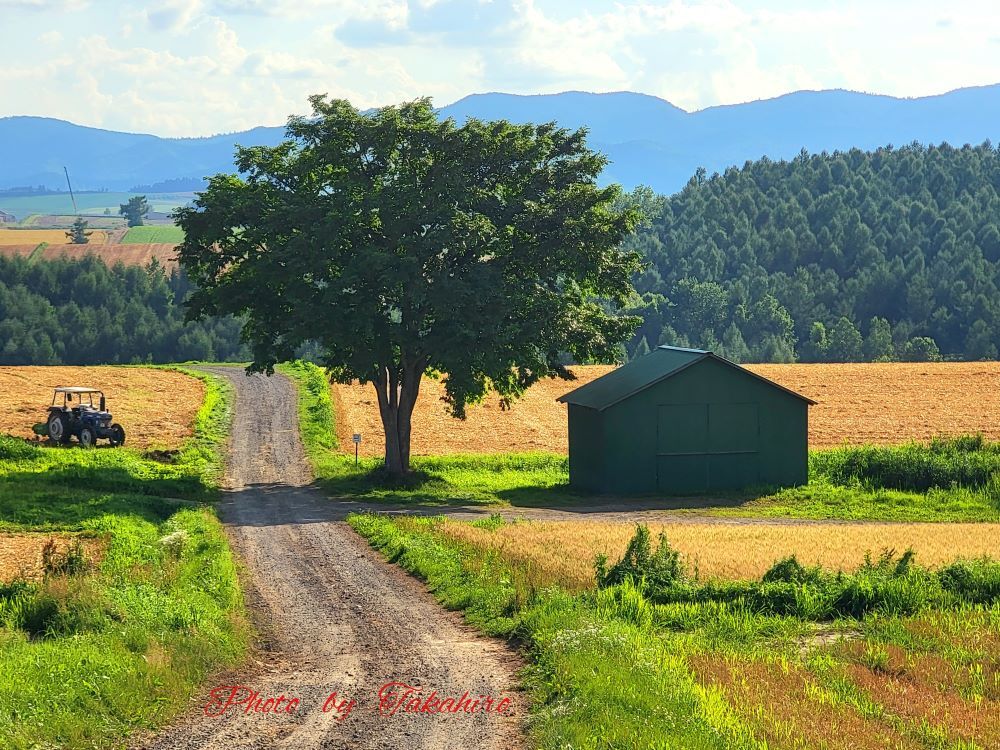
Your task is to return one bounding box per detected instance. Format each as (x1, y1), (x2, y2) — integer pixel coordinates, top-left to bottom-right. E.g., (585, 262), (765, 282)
(333, 362), (1000, 456)
(0, 366), (203, 449)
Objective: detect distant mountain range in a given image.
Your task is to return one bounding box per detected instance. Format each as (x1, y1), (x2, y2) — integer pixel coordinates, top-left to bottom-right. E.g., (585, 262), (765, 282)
(4, 85), (1000, 195)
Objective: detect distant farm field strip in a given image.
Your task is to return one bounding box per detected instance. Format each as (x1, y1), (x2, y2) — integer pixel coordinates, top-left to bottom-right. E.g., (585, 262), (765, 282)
(333, 362), (1000, 455)
(18, 243), (179, 267)
(0, 366), (203, 450)
(0, 244), (43, 259)
(121, 225), (184, 243)
(0, 229), (108, 245)
(434, 519), (1000, 590)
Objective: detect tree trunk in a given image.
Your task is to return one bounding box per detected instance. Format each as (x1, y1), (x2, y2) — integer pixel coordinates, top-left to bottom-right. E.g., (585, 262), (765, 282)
(372, 358), (424, 476)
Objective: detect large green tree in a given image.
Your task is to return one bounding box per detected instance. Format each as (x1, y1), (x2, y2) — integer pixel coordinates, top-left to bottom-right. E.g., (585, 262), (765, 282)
(177, 96), (641, 475)
(119, 196), (149, 227)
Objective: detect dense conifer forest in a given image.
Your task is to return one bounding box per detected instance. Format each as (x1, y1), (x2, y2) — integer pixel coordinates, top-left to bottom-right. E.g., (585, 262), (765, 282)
(622, 142), (1000, 362)
(0, 255), (248, 364)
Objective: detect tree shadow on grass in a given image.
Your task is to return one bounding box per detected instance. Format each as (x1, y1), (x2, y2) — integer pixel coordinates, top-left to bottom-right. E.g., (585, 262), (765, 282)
(497, 483), (778, 514)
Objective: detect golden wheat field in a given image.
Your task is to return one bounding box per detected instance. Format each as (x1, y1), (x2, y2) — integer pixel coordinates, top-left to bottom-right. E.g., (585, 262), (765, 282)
(434, 519), (1000, 590)
(333, 361), (1000, 455)
(0, 229), (108, 245)
(0, 533), (105, 583)
(0, 366), (203, 450)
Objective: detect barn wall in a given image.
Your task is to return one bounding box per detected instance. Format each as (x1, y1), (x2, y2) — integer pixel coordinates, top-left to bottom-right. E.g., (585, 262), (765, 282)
(566, 404), (606, 492)
(596, 358), (808, 494)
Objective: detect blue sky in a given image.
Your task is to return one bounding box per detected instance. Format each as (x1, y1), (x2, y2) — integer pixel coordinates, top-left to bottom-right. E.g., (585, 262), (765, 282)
(3, 0), (1000, 136)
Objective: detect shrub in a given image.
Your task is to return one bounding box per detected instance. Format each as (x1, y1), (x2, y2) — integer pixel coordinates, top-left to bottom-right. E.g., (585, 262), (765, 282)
(937, 559), (1000, 604)
(812, 435), (1000, 492)
(595, 524), (685, 590)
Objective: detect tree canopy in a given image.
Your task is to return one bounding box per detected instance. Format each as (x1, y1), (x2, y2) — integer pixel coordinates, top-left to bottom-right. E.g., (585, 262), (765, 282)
(177, 96), (641, 474)
(622, 142), (1000, 362)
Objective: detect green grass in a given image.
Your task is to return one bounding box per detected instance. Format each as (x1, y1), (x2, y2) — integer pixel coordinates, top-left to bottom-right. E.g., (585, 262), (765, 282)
(0, 368), (246, 749)
(121, 225), (185, 244)
(350, 514), (1000, 750)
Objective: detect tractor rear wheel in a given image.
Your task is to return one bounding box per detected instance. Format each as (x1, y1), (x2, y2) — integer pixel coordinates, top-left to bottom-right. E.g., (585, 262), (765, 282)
(109, 424), (126, 447)
(79, 426), (95, 448)
(47, 413), (70, 444)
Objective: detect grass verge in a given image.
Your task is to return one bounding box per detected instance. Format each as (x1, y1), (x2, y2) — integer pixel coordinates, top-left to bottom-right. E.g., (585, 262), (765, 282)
(350, 513), (1000, 750)
(0, 367), (246, 750)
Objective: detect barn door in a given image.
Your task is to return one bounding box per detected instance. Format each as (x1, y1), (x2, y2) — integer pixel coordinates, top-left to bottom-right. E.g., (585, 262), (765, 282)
(656, 402), (760, 493)
(656, 403), (709, 493)
(707, 403), (760, 490)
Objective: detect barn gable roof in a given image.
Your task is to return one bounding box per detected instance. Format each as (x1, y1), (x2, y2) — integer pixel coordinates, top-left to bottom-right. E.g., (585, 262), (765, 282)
(557, 346), (817, 411)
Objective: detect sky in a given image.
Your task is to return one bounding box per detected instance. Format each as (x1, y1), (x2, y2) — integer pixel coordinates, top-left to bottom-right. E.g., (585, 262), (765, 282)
(3, 0), (1000, 137)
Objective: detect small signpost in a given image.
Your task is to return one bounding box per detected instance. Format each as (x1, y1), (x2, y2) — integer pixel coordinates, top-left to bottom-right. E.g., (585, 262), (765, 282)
(352, 432), (361, 466)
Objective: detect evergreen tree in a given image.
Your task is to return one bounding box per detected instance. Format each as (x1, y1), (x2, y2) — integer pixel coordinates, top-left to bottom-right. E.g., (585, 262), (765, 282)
(119, 196), (150, 227)
(66, 217), (92, 245)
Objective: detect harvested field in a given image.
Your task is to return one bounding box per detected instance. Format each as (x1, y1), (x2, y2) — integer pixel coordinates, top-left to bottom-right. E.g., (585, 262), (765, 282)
(332, 362), (1000, 455)
(746, 362), (1000, 448)
(0, 229), (108, 245)
(0, 366), (203, 450)
(35, 243), (178, 267)
(433, 519), (1000, 590)
(0, 532), (105, 583)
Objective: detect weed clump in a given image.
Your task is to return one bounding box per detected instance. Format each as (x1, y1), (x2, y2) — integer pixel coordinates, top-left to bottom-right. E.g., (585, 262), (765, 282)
(595, 524), (685, 590)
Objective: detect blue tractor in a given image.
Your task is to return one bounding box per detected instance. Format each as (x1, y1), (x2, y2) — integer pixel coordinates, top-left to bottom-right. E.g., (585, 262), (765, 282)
(45, 387), (126, 448)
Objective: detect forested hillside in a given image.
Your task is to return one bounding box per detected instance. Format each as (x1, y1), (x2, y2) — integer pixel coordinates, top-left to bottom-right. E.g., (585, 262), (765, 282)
(0, 255), (248, 364)
(624, 142), (1000, 362)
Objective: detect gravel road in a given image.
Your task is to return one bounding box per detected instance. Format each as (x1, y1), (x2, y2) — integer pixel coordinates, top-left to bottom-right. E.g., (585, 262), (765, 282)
(136, 368), (523, 750)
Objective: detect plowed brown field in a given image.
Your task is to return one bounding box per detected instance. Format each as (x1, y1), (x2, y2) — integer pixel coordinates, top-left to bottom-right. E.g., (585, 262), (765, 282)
(0, 366), (203, 449)
(35, 243), (178, 267)
(333, 362), (1000, 456)
(0, 229), (108, 245)
(0, 533), (106, 583)
(0, 244), (42, 259)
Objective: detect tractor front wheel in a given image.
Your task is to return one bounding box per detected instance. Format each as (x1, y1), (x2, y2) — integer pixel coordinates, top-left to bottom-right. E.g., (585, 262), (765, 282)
(79, 426), (96, 449)
(109, 424), (126, 447)
(47, 413), (69, 444)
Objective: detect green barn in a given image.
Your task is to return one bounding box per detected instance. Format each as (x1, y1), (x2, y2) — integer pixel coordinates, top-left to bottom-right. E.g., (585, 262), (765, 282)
(558, 346), (815, 494)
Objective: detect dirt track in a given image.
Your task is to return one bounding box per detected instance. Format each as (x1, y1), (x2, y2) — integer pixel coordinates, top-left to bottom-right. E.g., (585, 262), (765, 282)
(137, 368), (522, 750)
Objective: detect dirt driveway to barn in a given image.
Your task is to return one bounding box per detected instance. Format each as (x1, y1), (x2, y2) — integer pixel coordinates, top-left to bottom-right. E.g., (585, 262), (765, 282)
(136, 368), (523, 750)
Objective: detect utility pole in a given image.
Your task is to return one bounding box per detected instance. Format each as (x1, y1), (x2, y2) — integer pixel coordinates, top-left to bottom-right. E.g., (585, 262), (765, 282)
(63, 166), (78, 214)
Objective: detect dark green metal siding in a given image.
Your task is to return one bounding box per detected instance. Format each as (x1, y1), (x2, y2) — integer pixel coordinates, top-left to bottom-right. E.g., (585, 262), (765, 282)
(566, 357), (809, 494)
(566, 404), (606, 492)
